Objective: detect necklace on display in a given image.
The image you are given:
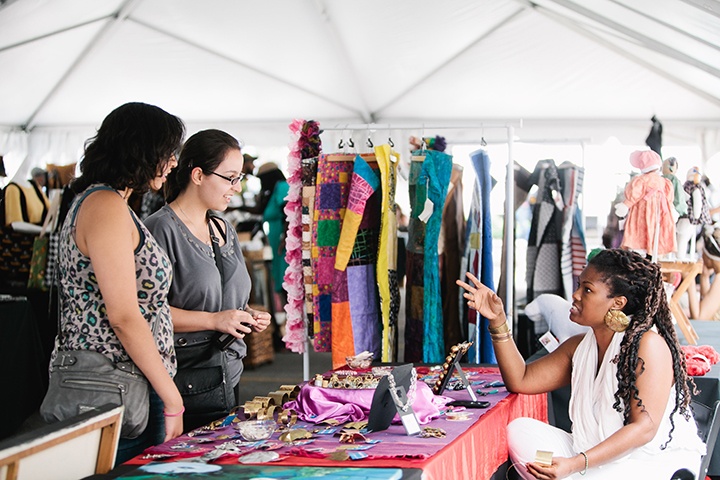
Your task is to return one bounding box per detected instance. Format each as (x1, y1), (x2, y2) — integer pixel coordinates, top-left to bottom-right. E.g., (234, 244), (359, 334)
(387, 367), (417, 412)
(175, 201), (211, 246)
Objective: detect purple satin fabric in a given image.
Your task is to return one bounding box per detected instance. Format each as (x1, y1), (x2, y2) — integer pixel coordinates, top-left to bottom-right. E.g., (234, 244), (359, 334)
(284, 381), (452, 425)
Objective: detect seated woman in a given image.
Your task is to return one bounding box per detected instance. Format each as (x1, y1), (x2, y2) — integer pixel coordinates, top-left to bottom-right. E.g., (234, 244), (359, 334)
(458, 248), (705, 479)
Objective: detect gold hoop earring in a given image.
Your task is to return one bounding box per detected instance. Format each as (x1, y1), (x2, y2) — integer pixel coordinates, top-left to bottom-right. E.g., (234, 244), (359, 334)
(604, 309), (629, 332)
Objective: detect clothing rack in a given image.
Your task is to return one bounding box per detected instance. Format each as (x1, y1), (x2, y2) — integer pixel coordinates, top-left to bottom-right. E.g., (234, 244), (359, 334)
(307, 121), (520, 373)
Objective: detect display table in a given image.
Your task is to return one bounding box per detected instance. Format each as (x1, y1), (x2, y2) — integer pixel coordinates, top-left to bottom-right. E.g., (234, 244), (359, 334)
(116, 367), (546, 480)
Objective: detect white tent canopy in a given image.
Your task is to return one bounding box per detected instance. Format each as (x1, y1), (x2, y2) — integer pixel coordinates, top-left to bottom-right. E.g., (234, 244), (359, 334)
(1, 0), (720, 173)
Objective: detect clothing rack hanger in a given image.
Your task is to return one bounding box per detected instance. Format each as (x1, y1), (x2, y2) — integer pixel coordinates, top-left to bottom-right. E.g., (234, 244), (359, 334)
(318, 120), (521, 365)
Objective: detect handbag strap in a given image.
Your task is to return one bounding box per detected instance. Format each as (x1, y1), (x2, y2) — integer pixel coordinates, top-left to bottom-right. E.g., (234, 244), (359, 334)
(39, 189), (62, 237)
(208, 215), (225, 285)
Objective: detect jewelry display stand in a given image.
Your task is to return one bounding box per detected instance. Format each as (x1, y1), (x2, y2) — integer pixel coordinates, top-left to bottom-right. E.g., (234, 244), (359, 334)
(432, 342), (476, 401)
(368, 364), (419, 434)
(433, 342), (490, 408)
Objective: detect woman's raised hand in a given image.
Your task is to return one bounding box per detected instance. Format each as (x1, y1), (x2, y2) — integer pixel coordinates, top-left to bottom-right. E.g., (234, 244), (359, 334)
(456, 272), (505, 323)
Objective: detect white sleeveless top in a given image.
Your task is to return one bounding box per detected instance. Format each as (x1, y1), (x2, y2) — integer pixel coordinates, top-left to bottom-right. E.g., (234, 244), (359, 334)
(569, 330), (705, 458)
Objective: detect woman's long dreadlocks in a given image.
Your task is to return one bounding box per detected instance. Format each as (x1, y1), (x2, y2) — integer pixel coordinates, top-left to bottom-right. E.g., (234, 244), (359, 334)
(588, 248), (695, 447)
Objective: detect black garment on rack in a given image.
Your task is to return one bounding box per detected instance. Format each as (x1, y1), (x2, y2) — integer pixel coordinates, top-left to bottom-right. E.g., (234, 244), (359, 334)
(526, 160), (563, 303)
(645, 115), (663, 156)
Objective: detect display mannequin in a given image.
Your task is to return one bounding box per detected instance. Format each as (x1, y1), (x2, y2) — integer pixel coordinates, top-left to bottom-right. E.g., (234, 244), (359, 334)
(615, 150), (676, 260)
(662, 157), (687, 219)
(677, 166), (711, 261)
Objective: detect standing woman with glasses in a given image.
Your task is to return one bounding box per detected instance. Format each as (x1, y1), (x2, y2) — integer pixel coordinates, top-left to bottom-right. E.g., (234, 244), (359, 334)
(145, 129), (271, 430)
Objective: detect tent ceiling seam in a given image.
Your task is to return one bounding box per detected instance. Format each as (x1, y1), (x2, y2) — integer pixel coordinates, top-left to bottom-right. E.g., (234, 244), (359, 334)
(542, 0), (720, 78)
(680, 0), (720, 20)
(23, 0), (145, 130)
(525, 1), (720, 108)
(608, 0), (720, 53)
(372, 6), (528, 119)
(128, 17), (366, 121)
(0, 15), (111, 54)
(310, 0), (373, 123)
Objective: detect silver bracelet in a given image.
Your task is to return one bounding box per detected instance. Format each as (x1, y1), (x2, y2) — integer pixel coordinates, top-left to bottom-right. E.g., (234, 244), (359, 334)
(579, 451), (588, 475)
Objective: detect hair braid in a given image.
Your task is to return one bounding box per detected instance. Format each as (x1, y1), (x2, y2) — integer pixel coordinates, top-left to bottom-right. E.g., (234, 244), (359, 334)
(589, 249), (694, 447)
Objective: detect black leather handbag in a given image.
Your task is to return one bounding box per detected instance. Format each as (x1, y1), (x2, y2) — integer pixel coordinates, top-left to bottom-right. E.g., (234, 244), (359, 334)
(173, 336), (234, 428)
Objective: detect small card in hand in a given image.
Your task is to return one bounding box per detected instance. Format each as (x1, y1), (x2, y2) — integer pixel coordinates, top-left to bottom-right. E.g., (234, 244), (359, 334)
(534, 450), (553, 466)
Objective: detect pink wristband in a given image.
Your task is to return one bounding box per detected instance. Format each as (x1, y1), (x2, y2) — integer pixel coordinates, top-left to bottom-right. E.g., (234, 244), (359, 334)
(163, 406), (185, 417)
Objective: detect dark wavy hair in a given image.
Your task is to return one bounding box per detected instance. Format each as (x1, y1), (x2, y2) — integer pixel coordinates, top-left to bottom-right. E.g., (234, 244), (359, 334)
(588, 248), (694, 446)
(71, 102), (185, 195)
(164, 129), (242, 204)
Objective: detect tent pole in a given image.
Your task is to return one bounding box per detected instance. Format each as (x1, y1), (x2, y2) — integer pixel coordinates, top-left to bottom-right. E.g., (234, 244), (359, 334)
(321, 123), (521, 131)
(505, 126), (515, 335)
(303, 339), (310, 382)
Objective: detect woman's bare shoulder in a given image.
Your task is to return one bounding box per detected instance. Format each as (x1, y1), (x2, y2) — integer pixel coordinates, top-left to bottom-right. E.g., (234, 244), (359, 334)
(637, 329), (672, 364)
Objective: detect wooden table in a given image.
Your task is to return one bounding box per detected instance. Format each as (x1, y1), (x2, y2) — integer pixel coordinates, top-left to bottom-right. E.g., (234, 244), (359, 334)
(660, 260), (701, 345)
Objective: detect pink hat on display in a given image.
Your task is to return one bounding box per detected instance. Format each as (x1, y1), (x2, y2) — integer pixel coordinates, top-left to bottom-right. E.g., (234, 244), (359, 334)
(629, 150), (662, 173)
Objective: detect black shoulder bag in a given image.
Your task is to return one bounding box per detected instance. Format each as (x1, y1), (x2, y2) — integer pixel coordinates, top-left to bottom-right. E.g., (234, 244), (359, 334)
(172, 215), (236, 431)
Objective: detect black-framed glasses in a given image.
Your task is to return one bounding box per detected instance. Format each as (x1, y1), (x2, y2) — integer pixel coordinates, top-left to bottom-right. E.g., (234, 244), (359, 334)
(209, 171), (245, 185)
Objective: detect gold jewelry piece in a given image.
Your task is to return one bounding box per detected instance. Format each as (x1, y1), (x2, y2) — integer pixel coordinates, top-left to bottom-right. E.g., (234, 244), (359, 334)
(256, 405), (276, 421)
(604, 309), (629, 332)
(419, 427), (446, 438)
(491, 330), (513, 339)
(269, 391), (289, 406)
(491, 332), (512, 343)
(253, 396), (273, 408)
(279, 384), (301, 400)
(488, 322), (510, 335)
(243, 401), (263, 418)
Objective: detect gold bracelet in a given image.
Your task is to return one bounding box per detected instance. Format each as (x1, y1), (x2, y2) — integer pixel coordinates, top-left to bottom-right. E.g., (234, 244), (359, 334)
(491, 332), (513, 343)
(490, 331), (513, 339)
(579, 451), (588, 475)
(488, 322), (510, 335)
